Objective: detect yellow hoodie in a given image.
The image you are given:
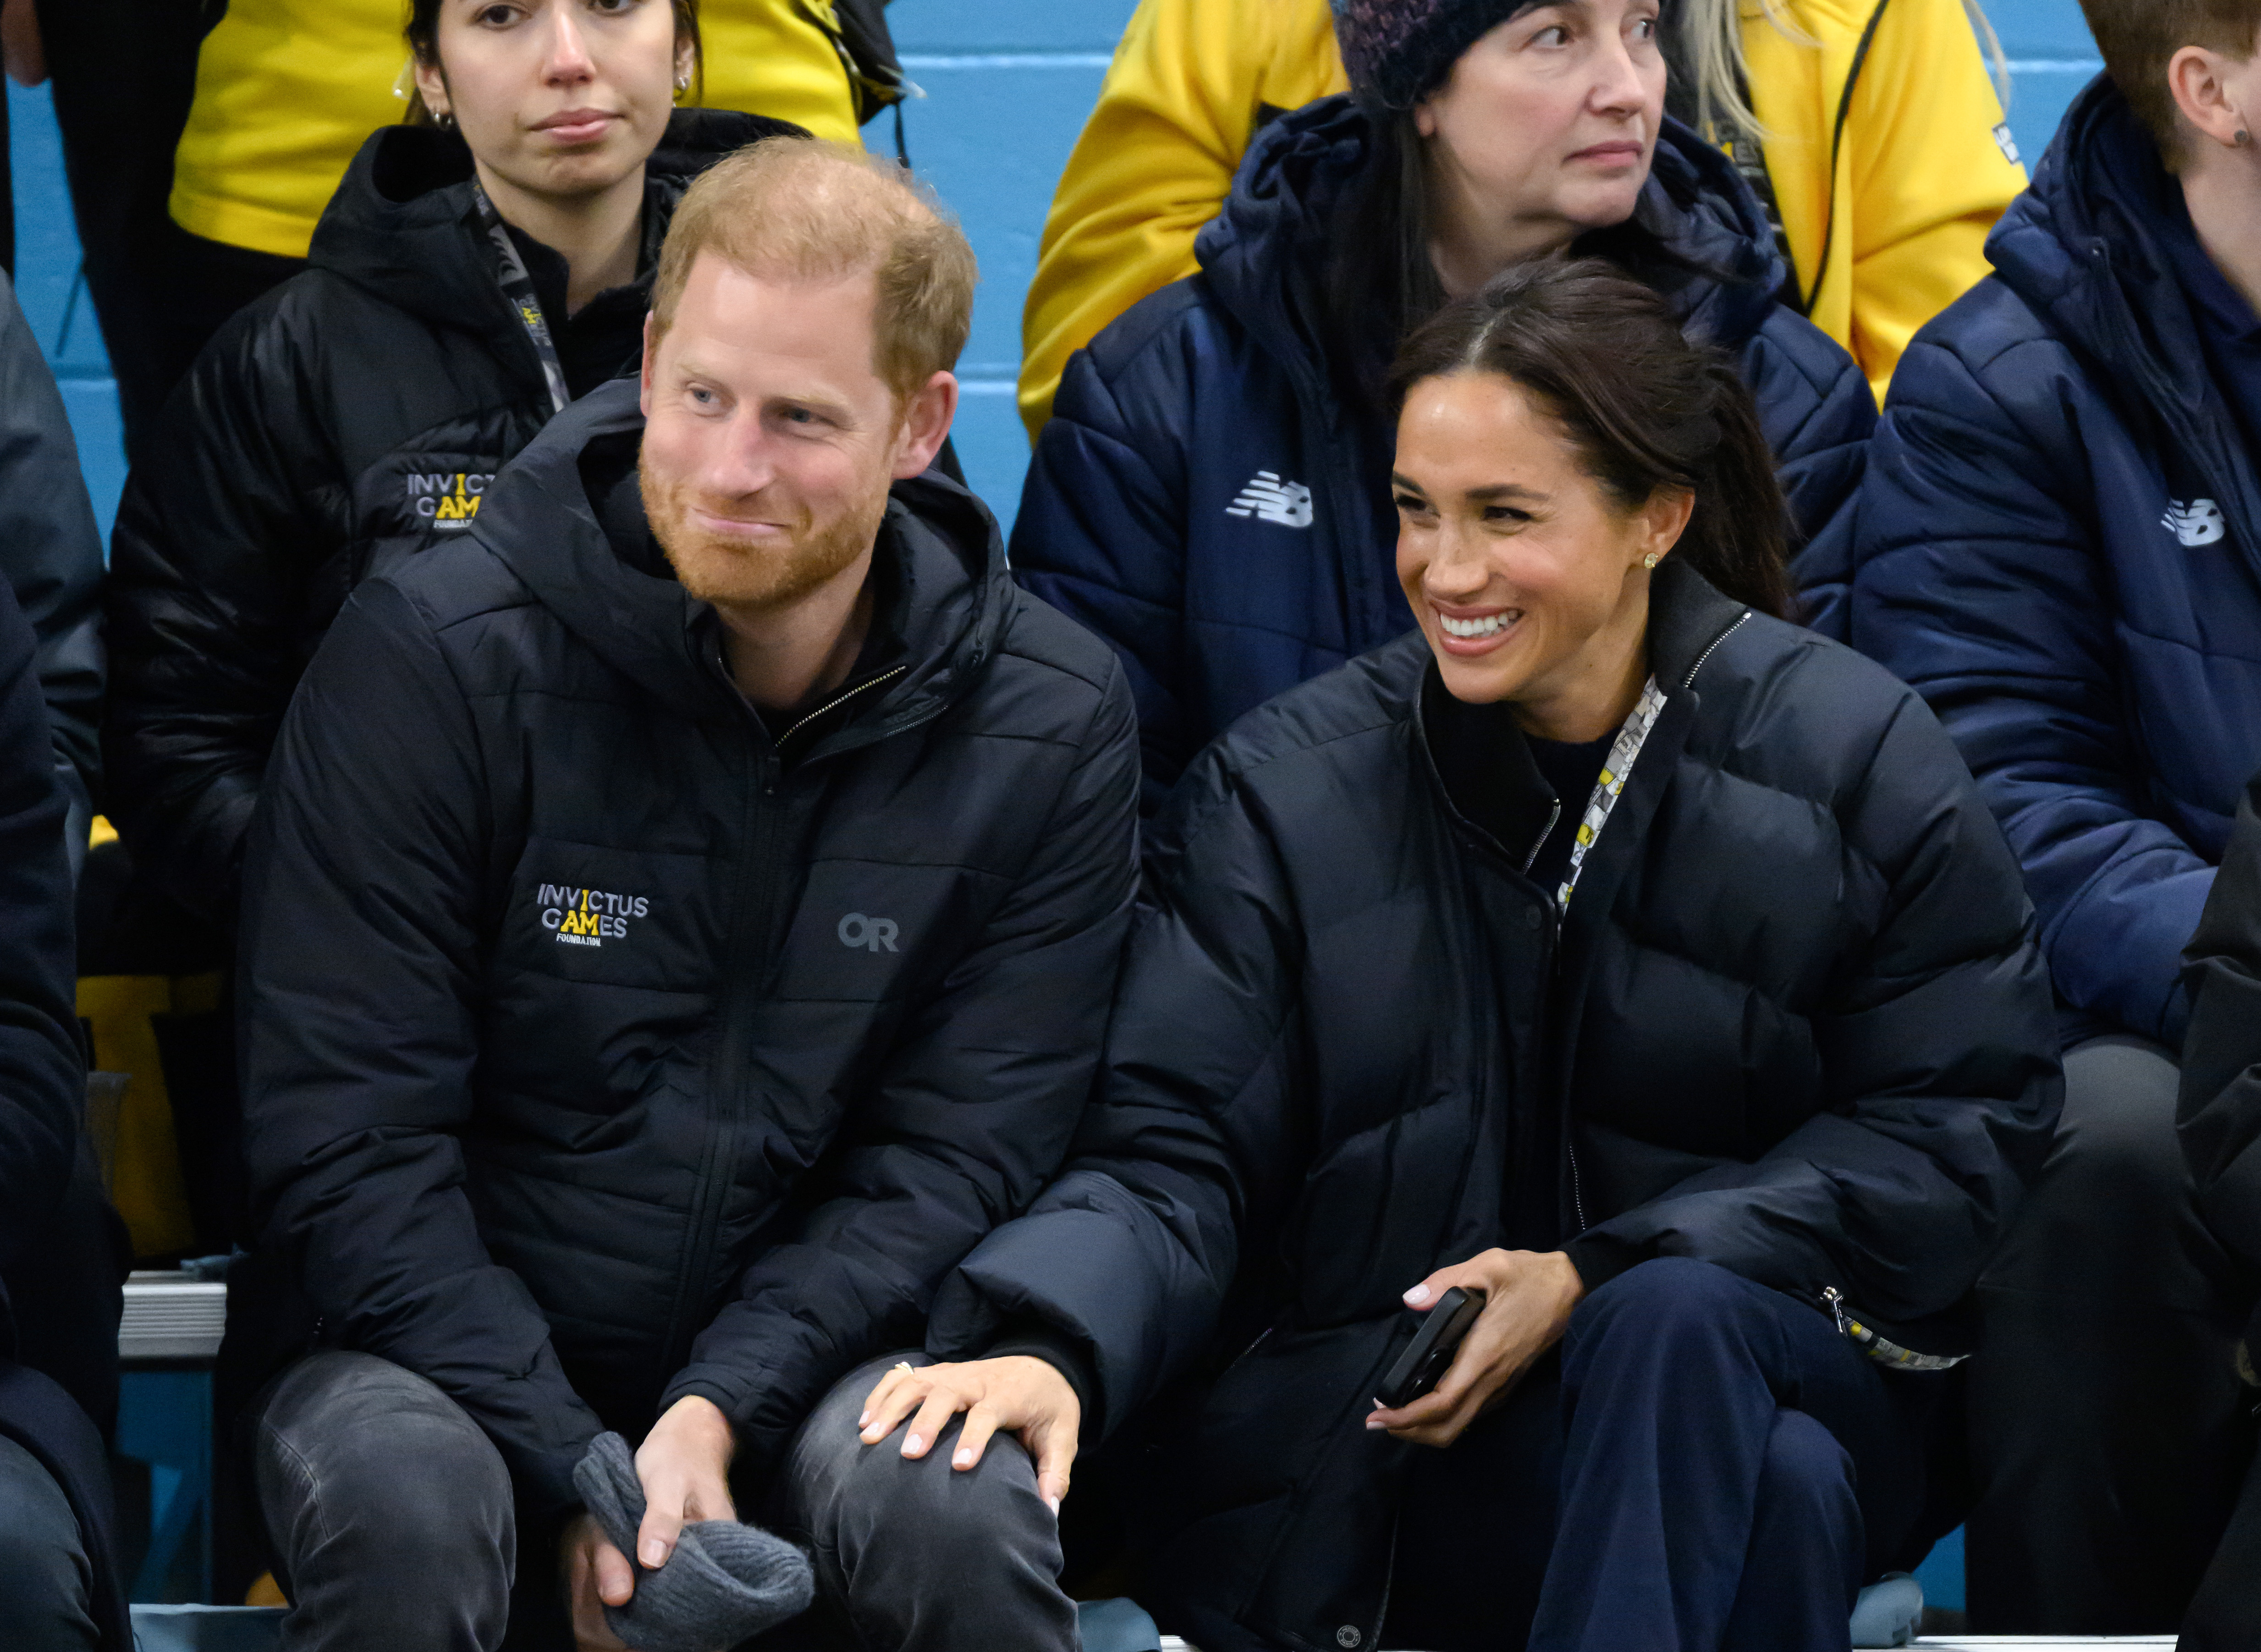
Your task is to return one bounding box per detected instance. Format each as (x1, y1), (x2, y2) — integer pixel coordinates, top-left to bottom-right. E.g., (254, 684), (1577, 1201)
(1018, 0), (2025, 436)
(169, 0), (864, 263)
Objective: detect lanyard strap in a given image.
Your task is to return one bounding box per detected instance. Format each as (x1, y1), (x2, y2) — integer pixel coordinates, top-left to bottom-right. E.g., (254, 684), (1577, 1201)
(1553, 676), (1668, 912)
(473, 184), (571, 417)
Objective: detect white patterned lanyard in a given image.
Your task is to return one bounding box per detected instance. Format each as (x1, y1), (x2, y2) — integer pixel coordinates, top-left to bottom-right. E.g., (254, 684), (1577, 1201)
(1552, 676), (1668, 911)
(472, 184), (571, 417)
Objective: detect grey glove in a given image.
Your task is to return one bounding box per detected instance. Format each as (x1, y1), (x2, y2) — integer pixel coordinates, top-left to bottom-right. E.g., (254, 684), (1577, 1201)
(571, 1431), (815, 1652)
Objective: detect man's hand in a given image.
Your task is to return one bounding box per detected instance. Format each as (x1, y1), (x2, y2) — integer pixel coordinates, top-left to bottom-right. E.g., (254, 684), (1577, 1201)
(856, 1356), (1080, 1512)
(0, 0), (43, 87)
(561, 1395), (738, 1652)
(1366, 1249), (1585, 1448)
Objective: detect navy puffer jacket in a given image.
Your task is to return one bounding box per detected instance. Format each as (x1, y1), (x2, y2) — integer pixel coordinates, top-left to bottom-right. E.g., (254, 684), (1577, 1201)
(1012, 96), (1876, 811)
(1850, 77), (2261, 1047)
(930, 562), (2060, 1652)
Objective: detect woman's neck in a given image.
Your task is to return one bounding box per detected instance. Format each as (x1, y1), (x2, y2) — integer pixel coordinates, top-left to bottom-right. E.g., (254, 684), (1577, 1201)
(474, 160), (647, 315)
(1423, 154), (1582, 300)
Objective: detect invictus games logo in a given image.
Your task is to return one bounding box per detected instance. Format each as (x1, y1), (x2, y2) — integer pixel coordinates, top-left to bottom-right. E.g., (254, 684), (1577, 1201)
(539, 883), (647, 948)
(407, 471), (497, 530)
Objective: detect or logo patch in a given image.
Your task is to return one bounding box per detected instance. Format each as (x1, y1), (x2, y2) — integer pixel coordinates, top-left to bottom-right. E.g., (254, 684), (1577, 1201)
(407, 470), (497, 531)
(1993, 122), (2020, 167)
(1226, 471), (1314, 529)
(539, 883), (648, 948)
(836, 912), (899, 953)
(2164, 498), (2227, 545)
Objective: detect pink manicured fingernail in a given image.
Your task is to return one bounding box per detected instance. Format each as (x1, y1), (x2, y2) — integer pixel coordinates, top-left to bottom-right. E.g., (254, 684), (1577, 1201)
(952, 1448), (974, 1468)
(1365, 1416), (1386, 1431)
(858, 1410), (870, 1427)
(1403, 1284), (1431, 1305)
(903, 1433), (923, 1455)
(1046, 1495), (1061, 1516)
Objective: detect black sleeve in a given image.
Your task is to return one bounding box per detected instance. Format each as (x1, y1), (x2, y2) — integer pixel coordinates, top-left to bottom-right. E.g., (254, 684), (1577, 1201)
(104, 302), (334, 923)
(0, 577), (85, 1350)
(239, 577), (602, 1515)
(924, 754), (1312, 1437)
(2180, 769), (2261, 1350)
(0, 269), (105, 854)
(657, 652), (1143, 1476)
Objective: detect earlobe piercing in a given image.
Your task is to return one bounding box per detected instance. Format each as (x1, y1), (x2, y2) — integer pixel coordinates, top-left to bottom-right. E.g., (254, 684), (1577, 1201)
(2238, 126), (2253, 146)
(1643, 552), (1662, 569)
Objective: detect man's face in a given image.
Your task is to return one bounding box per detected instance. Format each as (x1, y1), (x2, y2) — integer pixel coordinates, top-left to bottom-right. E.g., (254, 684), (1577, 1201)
(638, 253), (941, 616)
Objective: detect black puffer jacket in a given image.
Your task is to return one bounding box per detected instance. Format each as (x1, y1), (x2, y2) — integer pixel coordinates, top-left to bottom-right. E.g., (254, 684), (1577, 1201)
(238, 382), (1141, 1514)
(105, 108), (797, 923)
(932, 562), (2060, 1652)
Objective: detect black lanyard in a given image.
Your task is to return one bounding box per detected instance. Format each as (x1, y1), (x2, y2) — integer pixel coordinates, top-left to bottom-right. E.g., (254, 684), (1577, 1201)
(473, 183), (571, 417)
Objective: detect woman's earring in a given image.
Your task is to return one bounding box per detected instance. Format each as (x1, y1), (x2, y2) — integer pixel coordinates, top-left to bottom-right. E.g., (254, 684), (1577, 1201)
(1642, 552), (1662, 569)
(2238, 128), (2252, 147)
(674, 73), (690, 97)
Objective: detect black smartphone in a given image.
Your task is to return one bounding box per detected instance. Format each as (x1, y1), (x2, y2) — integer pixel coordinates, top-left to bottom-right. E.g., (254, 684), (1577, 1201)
(1374, 1285), (1485, 1410)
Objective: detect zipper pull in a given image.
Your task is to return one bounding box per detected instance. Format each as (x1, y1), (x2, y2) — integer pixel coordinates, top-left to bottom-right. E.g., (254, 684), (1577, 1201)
(1821, 1285), (1850, 1336)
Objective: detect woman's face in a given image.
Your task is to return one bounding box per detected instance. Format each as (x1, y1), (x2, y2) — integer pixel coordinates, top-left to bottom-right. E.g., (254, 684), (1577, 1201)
(1393, 371), (1689, 734)
(415, 0), (688, 204)
(1415, 0), (1666, 251)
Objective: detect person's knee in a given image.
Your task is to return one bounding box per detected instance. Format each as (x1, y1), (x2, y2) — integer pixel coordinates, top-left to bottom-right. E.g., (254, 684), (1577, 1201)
(258, 1352), (512, 1572)
(0, 1440), (95, 1649)
(1757, 1408), (1856, 1522)
(1573, 1256), (1752, 1346)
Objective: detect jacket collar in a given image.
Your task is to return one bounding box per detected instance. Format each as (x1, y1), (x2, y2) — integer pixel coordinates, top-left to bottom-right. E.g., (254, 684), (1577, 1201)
(1192, 96), (1791, 393)
(1414, 559), (1749, 867)
(466, 378), (1012, 743)
(306, 110), (802, 371)
(1988, 75), (2261, 561)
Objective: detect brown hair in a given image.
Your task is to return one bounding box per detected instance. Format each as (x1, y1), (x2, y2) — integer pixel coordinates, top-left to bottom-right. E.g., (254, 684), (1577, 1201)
(2077, 0), (2261, 161)
(649, 136), (978, 406)
(403, 0), (704, 119)
(1390, 259), (1794, 621)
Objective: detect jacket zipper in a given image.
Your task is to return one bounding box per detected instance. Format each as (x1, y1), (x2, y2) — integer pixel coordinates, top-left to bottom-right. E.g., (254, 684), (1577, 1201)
(775, 663), (910, 756)
(1686, 611), (1748, 684)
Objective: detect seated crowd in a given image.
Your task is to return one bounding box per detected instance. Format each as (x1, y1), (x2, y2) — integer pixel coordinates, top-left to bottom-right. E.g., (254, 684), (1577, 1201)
(1, 0), (2260, 1648)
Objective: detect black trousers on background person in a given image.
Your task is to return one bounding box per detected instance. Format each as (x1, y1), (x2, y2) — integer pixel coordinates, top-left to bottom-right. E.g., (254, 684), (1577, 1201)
(1966, 1034), (2257, 1632)
(32, 0), (302, 462)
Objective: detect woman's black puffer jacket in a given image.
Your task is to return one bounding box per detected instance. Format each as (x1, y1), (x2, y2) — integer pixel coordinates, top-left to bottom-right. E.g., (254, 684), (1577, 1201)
(103, 108), (797, 922)
(930, 560), (2063, 1652)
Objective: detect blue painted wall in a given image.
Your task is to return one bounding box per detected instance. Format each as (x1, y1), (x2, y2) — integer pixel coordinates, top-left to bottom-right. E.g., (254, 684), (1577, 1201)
(8, 0), (2102, 538)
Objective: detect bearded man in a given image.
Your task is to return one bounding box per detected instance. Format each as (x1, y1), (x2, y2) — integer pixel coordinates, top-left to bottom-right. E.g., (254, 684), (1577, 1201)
(230, 138), (1138, 1652)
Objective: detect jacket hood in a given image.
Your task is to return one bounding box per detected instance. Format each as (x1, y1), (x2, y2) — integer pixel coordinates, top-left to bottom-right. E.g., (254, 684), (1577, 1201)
(308, 108), (801, 337)
(467, 377), (1012, 735)
(1191, 95), (1790, 376)
(1986, 75), (2261, 546)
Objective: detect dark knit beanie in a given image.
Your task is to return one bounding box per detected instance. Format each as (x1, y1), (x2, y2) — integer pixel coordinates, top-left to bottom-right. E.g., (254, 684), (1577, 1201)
(1332, 0), (1542, 110)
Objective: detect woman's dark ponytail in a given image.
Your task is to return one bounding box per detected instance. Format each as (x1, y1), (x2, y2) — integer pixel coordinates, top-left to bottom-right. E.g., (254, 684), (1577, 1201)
(1388, 258), (1795, 621)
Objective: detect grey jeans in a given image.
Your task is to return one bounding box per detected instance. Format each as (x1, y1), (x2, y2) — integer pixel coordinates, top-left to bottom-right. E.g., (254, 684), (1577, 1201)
(0, 1434), (99, 1652)
(254, 1349), (1080, 1652)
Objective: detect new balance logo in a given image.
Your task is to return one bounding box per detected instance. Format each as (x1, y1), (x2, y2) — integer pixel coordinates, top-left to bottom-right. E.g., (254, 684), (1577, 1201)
(2164, 498), (2226, 546)
(1225, 471), (1314, 529)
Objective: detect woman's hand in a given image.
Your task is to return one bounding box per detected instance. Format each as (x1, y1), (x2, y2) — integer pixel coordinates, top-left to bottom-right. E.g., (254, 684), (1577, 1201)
(1367, 1248), (1585, 1448)
(857, 1356), (1081, 1512)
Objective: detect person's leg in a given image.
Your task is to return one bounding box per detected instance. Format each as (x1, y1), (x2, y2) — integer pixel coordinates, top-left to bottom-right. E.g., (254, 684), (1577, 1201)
(254, 1350), (516, 1652)
(2178, 1401), (2261, 1652)
(1966, 1035), (2251, 1632)
(0, 1435), (98, 1652)
(769, 1351), (1079, 1652)
(1530, 1256), (1916, 1652)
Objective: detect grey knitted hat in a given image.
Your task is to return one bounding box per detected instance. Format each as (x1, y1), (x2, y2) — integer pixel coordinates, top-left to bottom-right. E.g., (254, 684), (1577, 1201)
(1332, 0), (1543, 110)
(572, 1432), (815, 1652)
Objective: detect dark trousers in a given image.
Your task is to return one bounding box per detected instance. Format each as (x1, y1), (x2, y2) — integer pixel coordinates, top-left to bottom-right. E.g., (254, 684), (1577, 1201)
(0, 1434), (99, 1651)
(1966, 1035), (2255, 1633)
(1389, 1257), (1928, 1652)
(252, 1349), (1079, 1652)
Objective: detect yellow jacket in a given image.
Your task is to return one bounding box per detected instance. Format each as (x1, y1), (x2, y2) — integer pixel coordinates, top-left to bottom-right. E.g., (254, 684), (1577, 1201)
(1019, 0), (2025, 435)
(170, 0), (863, 261)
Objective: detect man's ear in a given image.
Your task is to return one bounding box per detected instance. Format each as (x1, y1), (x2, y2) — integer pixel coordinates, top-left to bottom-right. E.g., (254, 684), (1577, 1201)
(2169, 42), (2255, 154)
(639, 314), (657, 418)
(890, 371), (960, 480)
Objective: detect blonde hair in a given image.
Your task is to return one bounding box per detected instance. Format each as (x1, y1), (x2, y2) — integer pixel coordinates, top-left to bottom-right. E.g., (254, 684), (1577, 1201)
(1681, 0), (2009, 146)
(650, 136), (977, 403)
